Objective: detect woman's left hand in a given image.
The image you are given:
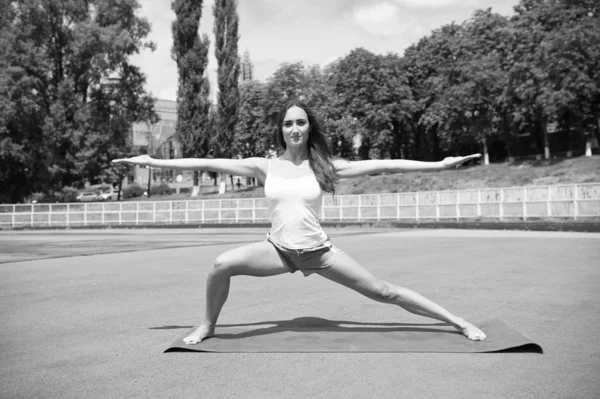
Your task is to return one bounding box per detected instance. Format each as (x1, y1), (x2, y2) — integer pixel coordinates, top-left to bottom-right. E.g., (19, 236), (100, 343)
(441, 153), (481, 169)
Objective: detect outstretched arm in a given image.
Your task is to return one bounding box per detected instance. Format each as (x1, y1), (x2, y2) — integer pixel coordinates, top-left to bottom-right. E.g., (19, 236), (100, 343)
(333, 154), (481, 179)
(111, 155), (266, 178)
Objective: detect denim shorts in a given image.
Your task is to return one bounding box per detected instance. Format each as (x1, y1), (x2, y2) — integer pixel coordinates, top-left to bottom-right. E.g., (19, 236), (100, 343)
(266, 234), (341, 277)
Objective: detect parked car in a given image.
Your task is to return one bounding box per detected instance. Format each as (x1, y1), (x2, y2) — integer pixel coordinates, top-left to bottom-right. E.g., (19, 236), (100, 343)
(99, 188), (121, 201)
(32, 196), (61, 204)
(76, 192), (101, 202)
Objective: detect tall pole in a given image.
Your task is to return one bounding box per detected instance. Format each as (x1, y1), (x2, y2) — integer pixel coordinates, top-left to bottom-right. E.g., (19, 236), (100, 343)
(146, 126), (152, 198)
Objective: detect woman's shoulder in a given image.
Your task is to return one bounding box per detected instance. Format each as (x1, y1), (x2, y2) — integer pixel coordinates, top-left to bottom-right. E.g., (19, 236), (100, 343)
(246, 157), (270, 176)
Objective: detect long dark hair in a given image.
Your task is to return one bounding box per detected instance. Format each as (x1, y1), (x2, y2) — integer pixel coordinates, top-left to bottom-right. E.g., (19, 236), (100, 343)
(276, 101), (338, 195)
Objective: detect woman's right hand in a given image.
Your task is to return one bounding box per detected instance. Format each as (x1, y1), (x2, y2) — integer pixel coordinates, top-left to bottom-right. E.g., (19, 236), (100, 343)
(111, 155), (152, 166)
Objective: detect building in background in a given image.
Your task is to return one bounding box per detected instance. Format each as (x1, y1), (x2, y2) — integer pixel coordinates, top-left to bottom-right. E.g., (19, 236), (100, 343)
(131, 99), (180, 186)
(126, 51), (256, 189)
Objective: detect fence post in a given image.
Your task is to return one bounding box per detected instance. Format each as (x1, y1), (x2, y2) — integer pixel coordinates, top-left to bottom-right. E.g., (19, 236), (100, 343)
(547, 186), (551, 217)
(522, 187), (527, 221)
(573, 185), (578, 220)
(339, 197), (343, 221)
(377, 194), (381, 221)
(477, 189), (481, 218)
(101, 203), (105, 225)
(499, 189), (504, 221)
(185, 201), (189, 224)
(456, 190), (460, 221)
(218, 200), (222, 223)
(84, 203), (88, 226)
(235, 199), (239, 223)
(358, 195), (362, 221)
(396, 193), (400, 220)
(135, 202), (139, 225)
(436, 192), (440, 221)
(119, 202), (122, 225)
(252, 199), (256, 223)
(415, 192), (419, 222)
(153, 201), (156, 224)
(201, 200), (205, 224)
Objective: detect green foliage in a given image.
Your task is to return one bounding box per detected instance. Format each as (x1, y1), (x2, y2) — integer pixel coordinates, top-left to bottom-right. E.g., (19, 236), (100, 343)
(506, 0), (600, 155)
(212, 0), (240, 159)
(1, 0), (156, 203)
(171, 0), (212, 161)
(325, 49), (415, 159)
(149, 182), (172, 196)
(235, 80), (272, 157)
(122, 183), (145, 199)
(264, 62), (306, 125)
(61, 186), (80, 203)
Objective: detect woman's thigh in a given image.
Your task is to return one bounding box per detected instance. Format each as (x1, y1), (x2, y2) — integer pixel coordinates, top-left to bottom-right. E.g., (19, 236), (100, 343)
(315, 250), (383, 297)
(215, 240), (291, 277)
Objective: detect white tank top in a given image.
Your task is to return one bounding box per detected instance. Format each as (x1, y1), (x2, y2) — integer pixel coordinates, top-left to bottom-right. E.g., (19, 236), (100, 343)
(264, 158), (327, 249)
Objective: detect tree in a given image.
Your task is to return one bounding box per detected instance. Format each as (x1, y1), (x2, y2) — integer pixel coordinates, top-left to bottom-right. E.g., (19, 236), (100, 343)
(171, 0), (212, 196)
(504, 0), (600, 159)
(534, 0), (600, 156)
(235, 80), (270, 157)
(326, 48), (414, 160)
(91, 65), (158, 198)
(403, 24), (465, 160)
(439, 9), (510, 164)
(234, 80), (270, 185)
(212, 0), (240, 190)
(1, 0), (156, 203)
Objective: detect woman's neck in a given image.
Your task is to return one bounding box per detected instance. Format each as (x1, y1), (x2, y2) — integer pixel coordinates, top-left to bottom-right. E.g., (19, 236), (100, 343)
(280, 148), (309, 165)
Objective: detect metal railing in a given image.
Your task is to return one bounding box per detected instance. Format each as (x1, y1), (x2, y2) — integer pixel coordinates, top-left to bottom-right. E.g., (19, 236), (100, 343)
(1, 183), (599, 228)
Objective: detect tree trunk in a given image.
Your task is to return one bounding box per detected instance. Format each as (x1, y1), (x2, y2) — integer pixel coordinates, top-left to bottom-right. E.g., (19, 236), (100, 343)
(191, 170), (199, 197)
(146, 167), (152, 198)
(117, 178), (123, 201)
(482, 139), (489, 165)
(542, 120), (550, 160)
(589, 117), (600, 157)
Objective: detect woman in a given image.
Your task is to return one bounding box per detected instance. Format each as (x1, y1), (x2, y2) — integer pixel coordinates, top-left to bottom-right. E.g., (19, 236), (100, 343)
(112, 102), (486, 344)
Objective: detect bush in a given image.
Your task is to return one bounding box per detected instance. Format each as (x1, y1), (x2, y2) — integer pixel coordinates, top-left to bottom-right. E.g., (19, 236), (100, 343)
(150, 182), (171, 196)
(122, 183), (145, 199)
(61, 186), (79, 203)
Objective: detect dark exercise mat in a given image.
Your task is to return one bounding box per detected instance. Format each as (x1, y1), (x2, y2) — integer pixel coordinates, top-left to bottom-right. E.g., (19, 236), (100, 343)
(163, 317), (543, 353)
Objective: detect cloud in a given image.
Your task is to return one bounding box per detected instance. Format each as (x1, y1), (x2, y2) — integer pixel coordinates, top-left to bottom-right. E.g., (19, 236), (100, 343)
(353, 2), (406, 36)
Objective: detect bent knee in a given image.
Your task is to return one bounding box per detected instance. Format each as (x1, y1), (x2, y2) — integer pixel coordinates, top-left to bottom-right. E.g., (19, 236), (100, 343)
(212, 254), (236, 275)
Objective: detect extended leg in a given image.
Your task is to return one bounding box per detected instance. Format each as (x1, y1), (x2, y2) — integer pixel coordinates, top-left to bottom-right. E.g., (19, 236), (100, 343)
(317, 251), (486, 340)
(183, 241), (290, 344)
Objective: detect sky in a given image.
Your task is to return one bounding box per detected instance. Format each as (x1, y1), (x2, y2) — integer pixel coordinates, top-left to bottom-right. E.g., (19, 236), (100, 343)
(130, 0), (521, 102)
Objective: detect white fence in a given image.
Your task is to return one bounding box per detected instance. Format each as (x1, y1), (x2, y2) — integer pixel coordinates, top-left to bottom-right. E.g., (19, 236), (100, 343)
(1, 183), (599, 228)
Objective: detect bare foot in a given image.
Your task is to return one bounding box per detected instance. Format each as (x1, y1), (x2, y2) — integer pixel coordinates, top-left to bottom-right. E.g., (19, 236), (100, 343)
(455, 317), (486, 341)
(183, 324), (215, 345)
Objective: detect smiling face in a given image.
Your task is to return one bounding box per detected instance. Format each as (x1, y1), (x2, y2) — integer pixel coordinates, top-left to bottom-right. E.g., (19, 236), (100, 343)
(281, 106), (310, 148)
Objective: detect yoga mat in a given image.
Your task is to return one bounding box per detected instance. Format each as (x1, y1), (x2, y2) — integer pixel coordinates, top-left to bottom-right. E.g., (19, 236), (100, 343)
(163, 317), (543, 353)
